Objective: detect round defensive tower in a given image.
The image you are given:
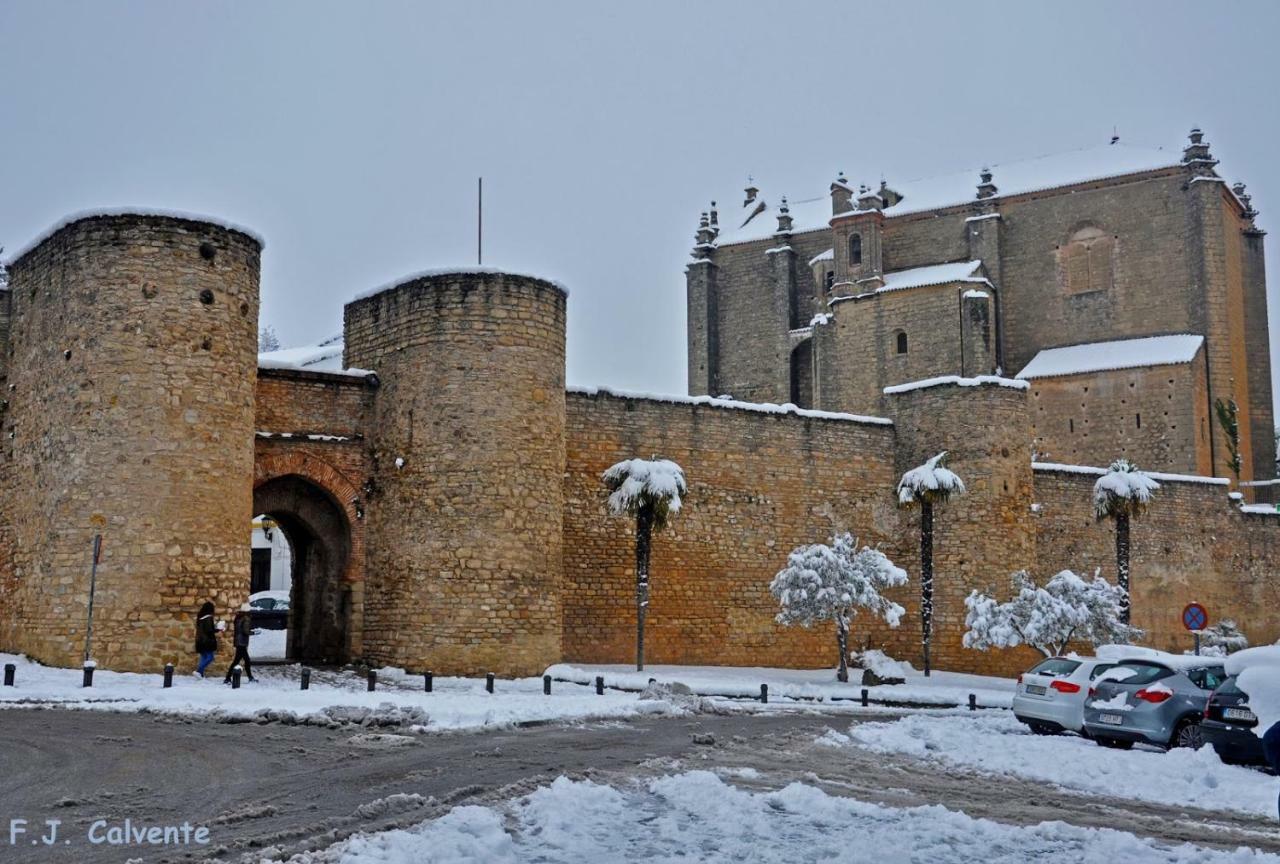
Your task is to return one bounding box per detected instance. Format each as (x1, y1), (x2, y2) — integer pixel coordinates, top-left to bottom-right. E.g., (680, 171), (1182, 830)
(344, 270), (567, 677)
(1, 213), (261, 671)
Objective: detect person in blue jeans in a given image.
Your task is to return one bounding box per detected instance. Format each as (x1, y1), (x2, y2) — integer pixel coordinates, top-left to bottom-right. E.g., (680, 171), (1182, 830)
(1265, 721), (1280, 819)
(194, 601), (219, 678)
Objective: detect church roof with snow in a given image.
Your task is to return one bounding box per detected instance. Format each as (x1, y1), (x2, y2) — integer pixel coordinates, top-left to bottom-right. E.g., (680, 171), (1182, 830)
(1015, 334), (1205, 380)
(829, 260), (986, 305)
(717, 142), (1183, 247)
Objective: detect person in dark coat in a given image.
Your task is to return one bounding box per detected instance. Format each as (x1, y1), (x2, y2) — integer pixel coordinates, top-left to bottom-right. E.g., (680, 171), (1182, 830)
(224, 603), (256, 684)
(194, 601), (218, 678)
(1264, 721), (1280, 819)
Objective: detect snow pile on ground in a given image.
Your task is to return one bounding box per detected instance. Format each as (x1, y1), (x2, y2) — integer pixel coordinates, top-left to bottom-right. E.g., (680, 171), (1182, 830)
(271, 770), (1278, 863)
(845, 711), (1277, 817)
(0, 654), (679, 731)
(252, 628), (287, 659)
(1226, 645), (1280, 735)
(547, 663), (1014, 708)
(853, 649), (913, 679)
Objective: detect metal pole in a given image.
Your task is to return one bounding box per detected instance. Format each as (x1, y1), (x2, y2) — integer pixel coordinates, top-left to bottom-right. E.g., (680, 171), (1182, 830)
(84, 534), (103, 664)
(1194, 633), (1201, 656)
(477, 177), (483, 266)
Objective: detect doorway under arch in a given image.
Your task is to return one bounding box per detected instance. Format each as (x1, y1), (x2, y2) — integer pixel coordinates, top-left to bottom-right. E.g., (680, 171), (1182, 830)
(253, 474), (353, 665)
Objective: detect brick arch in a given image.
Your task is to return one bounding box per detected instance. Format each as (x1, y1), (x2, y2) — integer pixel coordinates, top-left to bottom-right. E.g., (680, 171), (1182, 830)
(253, 445), (369, 661)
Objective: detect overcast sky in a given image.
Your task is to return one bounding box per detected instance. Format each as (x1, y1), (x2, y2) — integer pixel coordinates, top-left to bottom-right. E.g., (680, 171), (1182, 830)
(2, 1), (1278, 403)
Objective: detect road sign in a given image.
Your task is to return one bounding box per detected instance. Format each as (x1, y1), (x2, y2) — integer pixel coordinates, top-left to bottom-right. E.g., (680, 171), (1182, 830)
(1182, 602), (1208, 632)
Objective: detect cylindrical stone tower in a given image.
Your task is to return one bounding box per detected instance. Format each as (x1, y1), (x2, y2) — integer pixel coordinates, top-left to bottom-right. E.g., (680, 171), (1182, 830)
(0, 213), (261, 670)
(344, 271), (567, 677)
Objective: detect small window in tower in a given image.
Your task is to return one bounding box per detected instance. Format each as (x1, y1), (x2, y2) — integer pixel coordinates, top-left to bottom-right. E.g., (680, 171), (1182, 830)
(825, 271), (835, 290)
(1069, 418), (1074, 434)
(1136, 413), (1142, 429)
(896, 331), (908, 354)
(850, 233), (862, 266)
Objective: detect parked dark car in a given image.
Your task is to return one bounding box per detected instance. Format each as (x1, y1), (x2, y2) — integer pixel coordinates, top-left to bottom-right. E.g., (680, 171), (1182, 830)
(248, 591), (290, 631)
(1201, 675), (1270, 769)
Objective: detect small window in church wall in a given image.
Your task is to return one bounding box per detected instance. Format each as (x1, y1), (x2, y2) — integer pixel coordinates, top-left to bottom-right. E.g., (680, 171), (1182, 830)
(1060, 226), (1115, 295)
(895, 331), (908, 354)
(825, 271), (835, 290)
(850, 233), (862, 266)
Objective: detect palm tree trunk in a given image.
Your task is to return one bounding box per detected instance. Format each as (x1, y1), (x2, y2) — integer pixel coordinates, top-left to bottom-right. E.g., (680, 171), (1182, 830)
(1116, 511), (1131, 625)
(836, 617), (849, 683)
(635, 505), (654, 671)
(921, 500), (934, 677)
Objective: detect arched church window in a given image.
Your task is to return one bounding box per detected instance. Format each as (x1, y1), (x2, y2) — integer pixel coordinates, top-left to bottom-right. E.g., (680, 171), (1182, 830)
(895, 331), (908, 354)
(1060, 226), (1114, 295)
(850, 233), (863, 266)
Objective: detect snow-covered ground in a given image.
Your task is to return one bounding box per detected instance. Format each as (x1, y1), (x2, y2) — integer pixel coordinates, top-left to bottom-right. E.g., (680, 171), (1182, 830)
(271, 770), (1279, 864)
(841, 710), (1277, 817)
(0, 654), (683, 731)
(548, 662), (1015, 708)
(253, 627), (288, 659)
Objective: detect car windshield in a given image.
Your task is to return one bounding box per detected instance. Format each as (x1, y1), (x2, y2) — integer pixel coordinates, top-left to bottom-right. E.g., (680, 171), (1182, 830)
(1215, 676), (1243, 696)
(1028, 658), (1081, 677)
(1088, 663), (1117, 680)
(1186, 666), (1227, 691)
(1108, 661), (1172, 686)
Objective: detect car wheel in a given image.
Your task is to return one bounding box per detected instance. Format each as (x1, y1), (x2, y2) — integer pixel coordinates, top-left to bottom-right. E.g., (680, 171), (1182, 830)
(1028, 722), (1057, 736)
(1095, 736), (1134, 750)
(1173, 720), (1205, 750)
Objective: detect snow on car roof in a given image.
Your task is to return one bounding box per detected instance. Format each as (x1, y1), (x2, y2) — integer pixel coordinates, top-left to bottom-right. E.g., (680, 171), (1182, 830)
(1096, 644), (1224, 670)
(1016, 335), (1204, 380)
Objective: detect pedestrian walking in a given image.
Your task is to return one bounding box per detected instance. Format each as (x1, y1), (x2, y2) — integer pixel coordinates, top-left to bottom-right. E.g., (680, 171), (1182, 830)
(224, 603), (256, 684)
(194, 601), (218, 678)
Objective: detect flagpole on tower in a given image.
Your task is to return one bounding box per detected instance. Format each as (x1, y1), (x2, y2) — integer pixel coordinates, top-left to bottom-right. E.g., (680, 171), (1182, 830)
(477, 177), (483, 266)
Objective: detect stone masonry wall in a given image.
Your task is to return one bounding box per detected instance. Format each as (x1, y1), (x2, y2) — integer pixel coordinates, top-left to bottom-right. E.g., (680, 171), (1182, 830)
(0, 214), (260, 671)
(1026, 358), (1211, 474)
(561, 390), (910, 668)
(344, 272), (567, 678)
(1032, 466), (1280, 653)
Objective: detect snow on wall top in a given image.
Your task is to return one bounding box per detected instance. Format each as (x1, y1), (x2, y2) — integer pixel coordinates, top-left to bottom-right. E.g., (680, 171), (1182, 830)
(808, 248), (834, 265)
(258, 335), (374, 378)
(883, 375), (1029, 395)
(569, 385), (893, 426)
(350, 267), (569, 304)
(7, 208), (266, 265)
(715, 142), (1182, 247)
(1031, 461), (1229, 486)
(830, 261), (986, 305)
(1016, 334), (1204, 380)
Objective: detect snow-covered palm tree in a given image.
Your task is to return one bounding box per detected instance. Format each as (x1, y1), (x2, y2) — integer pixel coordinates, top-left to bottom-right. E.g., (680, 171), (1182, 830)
(603, 458), (687, 671)
(1092, 459), (1159, 624)
(897, 451), (966, 676)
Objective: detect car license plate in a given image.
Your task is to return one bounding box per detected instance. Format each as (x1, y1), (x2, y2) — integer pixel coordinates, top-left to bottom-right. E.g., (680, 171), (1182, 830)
(1025, 684), (1046, 695)
(1099, 713), (1124, 725)
(1224, 707), (1257, 722)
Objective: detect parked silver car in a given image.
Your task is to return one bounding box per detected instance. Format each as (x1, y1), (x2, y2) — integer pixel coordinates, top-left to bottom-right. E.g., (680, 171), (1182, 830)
(1081, 657), (1226, 750)
(1012, 656), (1118, 734)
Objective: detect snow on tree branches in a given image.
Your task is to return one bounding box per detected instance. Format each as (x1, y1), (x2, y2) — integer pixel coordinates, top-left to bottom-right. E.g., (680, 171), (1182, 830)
(770, 534), (907, 682)
(1197, 619), (1249, 657)
(896, 451), (966, 506)
(897, 451), (965, 677)
(963, 569), (1142, 658)
(603, 458), (687, 528)
(603, 458), (687, 671)
(1092, 459), (1159, 520)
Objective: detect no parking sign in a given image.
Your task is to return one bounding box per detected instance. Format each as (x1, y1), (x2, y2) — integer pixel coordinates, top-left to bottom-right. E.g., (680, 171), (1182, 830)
(1182, 602), (1208, 632)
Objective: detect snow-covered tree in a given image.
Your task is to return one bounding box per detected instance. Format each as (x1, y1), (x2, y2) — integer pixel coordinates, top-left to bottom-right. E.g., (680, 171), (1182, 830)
(897, 451), (965, 676)
(603, 458), (687, 672)
(1092, 459), (1159, 624)
(770, 534), (907, 682)
(963, 569), (1142, 658)
(258, 325), (281, 353)
(1198, 619), (1249, 656)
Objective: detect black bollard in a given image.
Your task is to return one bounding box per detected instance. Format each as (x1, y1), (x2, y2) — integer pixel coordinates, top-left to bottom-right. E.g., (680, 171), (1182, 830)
(367, 670), (377, 692)
(3, 663), (14, 687)
(860, 688), (868, 707)
(231, 667), (242, 689)
(486, 673), (495, 694)
(82, 664), (94, 688)
(969, 693), (977, 712)
(163, 664), (174, 688)
(424, 671), (433, 693)
(300, 668), (311, 690)
(595, 675), (604, 696)
(543, 674), (551, 695)
(760, 683), (768, 704)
